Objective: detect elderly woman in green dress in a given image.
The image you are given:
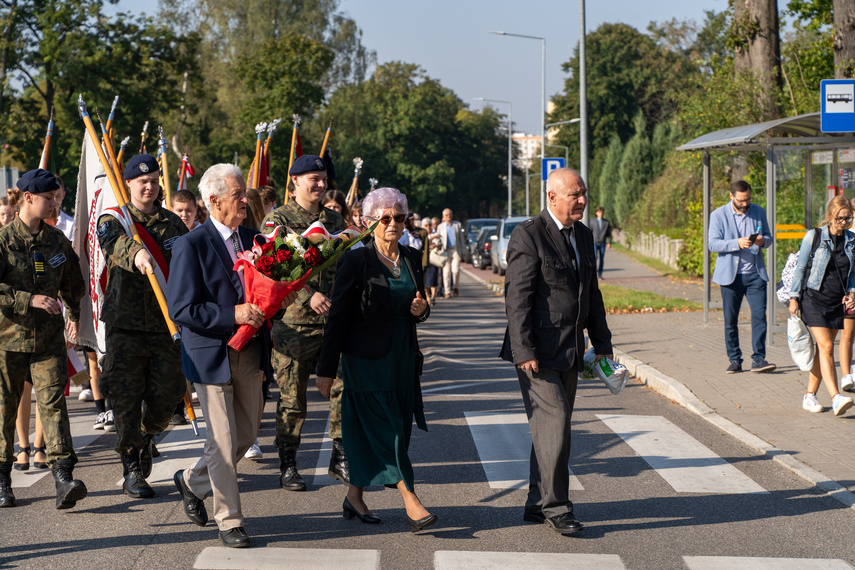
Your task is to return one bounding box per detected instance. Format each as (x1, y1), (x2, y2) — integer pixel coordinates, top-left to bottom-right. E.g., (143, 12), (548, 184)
(316, 187), (436, 532)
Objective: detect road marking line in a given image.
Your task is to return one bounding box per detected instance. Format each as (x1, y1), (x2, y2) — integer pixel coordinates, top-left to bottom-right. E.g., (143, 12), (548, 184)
(194, 547), (380, 569)
(422, 379), (515, 394)
(115, 422), (206, 487)
(597, 414), (767, 494)
(684, 556), (853, 569)
(464, 412), (583, 491)
(310, 416), (340, 487)
(434, 551), (625, 569)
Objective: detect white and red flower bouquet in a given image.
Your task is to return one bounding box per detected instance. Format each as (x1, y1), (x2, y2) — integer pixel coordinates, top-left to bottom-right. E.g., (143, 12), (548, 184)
(228, 220), (377, 350)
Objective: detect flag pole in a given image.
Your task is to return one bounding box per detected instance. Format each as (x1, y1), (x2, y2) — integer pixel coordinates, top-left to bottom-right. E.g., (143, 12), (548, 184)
(38, 107), (54, 170)
(249, 122), (267, 190)
(346, 157), (363, 207)
(138, 121), (149, 154)
(319, 118), (333, 157)
(158, 126), (173, 209)
(116, 136), (130, 170)
(285, 114), (301, 204)
(78, 95), (180, 344)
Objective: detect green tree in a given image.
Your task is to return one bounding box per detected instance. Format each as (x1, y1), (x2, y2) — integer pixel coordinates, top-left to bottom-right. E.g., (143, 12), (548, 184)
(614, 113), (651, 225)
(597, 136), (623, 220)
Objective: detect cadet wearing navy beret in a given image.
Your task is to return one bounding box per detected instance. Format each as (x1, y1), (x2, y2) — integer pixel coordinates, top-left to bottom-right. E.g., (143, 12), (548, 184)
(123, 154), (160, 181)
(289, 154), (327, 176)
(16, 168), (60, 195)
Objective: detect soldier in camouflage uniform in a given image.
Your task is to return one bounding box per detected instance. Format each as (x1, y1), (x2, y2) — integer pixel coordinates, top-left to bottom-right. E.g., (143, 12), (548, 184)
(97, 154), (188, 499)
(262, 155), (349, 490)
(0, 169), (87, 510)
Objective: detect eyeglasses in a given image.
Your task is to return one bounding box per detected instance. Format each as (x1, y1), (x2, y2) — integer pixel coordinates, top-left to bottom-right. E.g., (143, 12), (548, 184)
(835, 216), (853, 224)
(369, 214), (407, 225)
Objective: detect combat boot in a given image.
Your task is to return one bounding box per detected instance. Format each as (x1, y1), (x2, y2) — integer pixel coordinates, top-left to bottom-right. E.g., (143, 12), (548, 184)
(328, 438), (350, 485)
(139, 434), (154, 478)
(121, 453), (155, 498)
(0, 463), (15, 507)
(52, 461), (87, 510)
(278, 448), (306, 491)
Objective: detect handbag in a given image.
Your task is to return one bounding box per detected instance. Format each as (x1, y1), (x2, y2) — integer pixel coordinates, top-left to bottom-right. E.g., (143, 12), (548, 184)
(787, 314), (815, 371)
(429, 250), (448, 268)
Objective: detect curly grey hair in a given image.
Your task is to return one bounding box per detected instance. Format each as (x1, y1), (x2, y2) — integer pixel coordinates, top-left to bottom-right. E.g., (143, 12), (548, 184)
(361, 187), (408, 221)
(199, 163), (243, 212)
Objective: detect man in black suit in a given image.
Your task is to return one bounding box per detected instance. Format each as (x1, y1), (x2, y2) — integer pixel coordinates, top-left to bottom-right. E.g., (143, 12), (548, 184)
(500, 168), (613, 536)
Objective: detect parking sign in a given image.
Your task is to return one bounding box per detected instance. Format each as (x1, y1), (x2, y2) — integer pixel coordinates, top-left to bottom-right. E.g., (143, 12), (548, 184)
(541, 158), (565, 181)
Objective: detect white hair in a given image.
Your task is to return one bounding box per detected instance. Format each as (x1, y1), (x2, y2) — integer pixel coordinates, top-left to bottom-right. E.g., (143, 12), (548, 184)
(199, 164), (243, 211)
(362, 187), (408, 220)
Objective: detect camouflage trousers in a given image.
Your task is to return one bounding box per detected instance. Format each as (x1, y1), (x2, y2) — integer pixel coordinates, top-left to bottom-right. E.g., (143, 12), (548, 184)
(0, 344), (76, 467)
(272, 323), (343, 450)
(99, 327), (185, 456)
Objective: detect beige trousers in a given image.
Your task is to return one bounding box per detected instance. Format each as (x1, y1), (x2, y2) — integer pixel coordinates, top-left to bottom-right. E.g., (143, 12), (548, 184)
(184, 340), (263, 531)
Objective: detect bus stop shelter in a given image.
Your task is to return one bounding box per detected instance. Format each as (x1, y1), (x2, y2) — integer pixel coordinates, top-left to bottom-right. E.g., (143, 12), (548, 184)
(676, 112), (855, 342)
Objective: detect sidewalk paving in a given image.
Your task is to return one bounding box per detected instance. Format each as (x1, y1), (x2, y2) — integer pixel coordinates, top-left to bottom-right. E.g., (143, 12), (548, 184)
(462, 247), (855, 505)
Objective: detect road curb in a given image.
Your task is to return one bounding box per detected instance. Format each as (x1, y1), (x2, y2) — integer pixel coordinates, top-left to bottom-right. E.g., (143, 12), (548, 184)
(613, 348), (855, 510)
(461, 267), (504, 296)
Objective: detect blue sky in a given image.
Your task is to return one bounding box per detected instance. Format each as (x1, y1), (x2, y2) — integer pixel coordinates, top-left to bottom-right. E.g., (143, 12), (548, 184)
(114, 0), (727, 133)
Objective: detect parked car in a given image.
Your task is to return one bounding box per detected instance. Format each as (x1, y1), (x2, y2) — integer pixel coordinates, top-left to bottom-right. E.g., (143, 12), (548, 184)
(471, 226), (497, 270)
(463, 218), (499, 263)
(490, 216), (528, 276)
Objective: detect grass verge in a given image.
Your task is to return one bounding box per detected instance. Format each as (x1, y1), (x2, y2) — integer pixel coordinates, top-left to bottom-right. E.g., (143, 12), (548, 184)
(600, 283), (702, 313)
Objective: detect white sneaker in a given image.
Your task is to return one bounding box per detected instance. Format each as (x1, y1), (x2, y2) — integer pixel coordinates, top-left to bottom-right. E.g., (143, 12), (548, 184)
(103, 410), (115, 432)
(833, 394), (854, 416)
(78, 388), (93, 401)
(93, 412), (107, 430)
(803, 393), (823, 413)
(850, 364), (855, 376)
(244, 440), (262, 460)
(842, 374), (855, 392)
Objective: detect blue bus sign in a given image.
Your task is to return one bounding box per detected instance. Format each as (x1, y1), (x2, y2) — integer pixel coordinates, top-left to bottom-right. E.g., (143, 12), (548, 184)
(821, 79), (855, 133)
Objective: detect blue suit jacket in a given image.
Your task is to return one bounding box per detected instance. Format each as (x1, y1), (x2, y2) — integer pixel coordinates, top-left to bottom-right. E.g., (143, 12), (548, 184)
(166, 219), (273, 385)
(708, 202), (772, 286)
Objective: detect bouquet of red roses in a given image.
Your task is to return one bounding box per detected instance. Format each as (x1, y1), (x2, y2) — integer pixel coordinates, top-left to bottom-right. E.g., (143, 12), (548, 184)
(228, 221), (376, 350)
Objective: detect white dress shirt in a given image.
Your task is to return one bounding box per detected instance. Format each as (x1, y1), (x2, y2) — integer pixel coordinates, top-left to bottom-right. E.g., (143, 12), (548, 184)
(210, 216), (245, 293)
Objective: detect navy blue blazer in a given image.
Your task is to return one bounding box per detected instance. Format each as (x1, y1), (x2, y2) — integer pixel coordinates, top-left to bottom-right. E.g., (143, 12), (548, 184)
(166, 219), (273, 385)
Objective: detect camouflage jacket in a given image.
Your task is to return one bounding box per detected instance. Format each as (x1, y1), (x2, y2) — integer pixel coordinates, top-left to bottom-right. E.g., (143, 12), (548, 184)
(98, 203), (188, 333)
(262, 200), (345, 325)
(0, 217), (85, 353)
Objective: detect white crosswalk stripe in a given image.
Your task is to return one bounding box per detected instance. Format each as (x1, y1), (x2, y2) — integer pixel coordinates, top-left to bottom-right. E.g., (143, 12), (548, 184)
(434, 551), (626, 569)
(683, 556), (854, 569)
(464, 411), (583, 490)
(597, 414), (767, 494)
(193, 547), (380, 569)
(310, 417), (339, 487)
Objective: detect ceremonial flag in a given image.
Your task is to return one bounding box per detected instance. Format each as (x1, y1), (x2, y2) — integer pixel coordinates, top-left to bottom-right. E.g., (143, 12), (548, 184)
(295, 133), (304, 160)
(323, 146), (337, 189)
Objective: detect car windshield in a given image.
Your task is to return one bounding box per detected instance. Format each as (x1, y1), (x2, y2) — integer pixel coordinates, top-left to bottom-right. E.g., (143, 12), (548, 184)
(468, 221), (490, 235)
(503, 221), (520, 238)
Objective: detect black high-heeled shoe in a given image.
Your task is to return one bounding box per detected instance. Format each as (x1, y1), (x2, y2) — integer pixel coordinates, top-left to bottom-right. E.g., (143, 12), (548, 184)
(343, 497), (381, 524)
(13, 445), (30, 471)
(405, 512), (438, 533)
(32, 446), (47, 470)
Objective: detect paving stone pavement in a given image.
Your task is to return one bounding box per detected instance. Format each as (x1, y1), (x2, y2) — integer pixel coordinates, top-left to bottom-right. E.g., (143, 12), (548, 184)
(465, 247), (855, 495)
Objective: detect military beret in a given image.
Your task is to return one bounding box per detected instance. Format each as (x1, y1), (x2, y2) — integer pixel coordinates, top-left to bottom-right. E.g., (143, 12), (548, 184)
(123, 154), (160, 181)
(289, 154), (327, 176)
(16, 169), (60, 195)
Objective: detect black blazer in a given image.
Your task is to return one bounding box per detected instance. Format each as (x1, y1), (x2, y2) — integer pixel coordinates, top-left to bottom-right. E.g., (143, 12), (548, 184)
(167, 219), (274, 384)
(500, 210), (612, 372)
(317, 240), (429, 378)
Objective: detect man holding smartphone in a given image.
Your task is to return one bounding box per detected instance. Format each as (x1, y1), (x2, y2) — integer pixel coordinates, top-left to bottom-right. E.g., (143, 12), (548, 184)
(709, 180), (776, 374)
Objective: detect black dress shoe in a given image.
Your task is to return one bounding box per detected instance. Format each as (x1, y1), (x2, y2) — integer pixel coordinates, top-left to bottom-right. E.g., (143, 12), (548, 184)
(343, 497), (381, 524)
(405, 513), (438, 533)
(219, 527), (250, 548)
(523, 507), (546, 523)
(545, 513), (584, 535)
(173, 470), (208, 526)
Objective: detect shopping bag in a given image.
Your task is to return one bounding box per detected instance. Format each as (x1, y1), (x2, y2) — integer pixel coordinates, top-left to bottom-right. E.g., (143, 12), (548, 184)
(581, 347), (629, 395)
(787, 314), (815, 371)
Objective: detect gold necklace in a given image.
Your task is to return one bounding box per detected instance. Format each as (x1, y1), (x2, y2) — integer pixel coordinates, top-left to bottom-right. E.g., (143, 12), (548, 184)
(376, 247), (401, 278)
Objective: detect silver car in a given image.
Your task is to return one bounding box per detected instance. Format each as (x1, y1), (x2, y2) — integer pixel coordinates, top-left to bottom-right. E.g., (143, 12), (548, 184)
(490, 216), (528, 276)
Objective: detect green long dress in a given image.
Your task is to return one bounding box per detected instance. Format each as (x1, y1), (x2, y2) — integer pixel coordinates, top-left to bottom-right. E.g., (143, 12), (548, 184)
(341, 262), (420, 491)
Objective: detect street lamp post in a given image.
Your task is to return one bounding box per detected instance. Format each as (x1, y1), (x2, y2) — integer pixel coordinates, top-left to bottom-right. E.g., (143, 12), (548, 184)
(490, 30), (545, 211)
(579, 0), (589, 225)
(474, 97), (513, 217)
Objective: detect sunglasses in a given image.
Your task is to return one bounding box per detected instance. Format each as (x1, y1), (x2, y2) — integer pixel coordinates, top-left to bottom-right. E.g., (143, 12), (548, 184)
(835, 216), (853, 224)
(369, 214), (407, 225)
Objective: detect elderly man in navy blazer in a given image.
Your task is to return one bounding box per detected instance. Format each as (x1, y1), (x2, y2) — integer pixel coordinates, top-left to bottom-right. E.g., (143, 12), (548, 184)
(166, 163), (295, 548)
(709, 180), (776, 374)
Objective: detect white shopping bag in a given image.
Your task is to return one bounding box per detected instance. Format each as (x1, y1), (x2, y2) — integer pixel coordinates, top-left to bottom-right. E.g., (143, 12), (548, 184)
(787, 314), (815, 371)
(581, 347), (629, 395)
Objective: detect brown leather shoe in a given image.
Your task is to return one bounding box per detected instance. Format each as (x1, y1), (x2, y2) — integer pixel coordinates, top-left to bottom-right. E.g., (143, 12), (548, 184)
(453, 289), (459, 297)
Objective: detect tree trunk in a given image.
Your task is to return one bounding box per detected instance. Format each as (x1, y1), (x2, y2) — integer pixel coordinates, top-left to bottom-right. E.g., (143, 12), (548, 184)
(732, 0), (782, 120)
(834, 0), (855, 79)
(0, 0), (19, 120)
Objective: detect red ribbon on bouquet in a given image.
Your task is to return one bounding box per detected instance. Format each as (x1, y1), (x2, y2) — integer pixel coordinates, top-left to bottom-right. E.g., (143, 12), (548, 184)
(227, 259), (313, 351)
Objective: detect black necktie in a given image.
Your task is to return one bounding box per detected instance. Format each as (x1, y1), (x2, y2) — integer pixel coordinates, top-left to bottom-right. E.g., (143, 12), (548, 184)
(561, 227), (577, 272)
(230, 231), (242, 256)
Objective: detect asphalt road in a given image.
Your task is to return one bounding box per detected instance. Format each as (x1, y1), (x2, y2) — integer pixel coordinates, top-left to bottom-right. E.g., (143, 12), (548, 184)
(2, 273), (854, 569)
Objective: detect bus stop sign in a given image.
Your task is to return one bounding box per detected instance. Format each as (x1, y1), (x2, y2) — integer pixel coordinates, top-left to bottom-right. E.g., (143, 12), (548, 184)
(821, 79), (855, 133)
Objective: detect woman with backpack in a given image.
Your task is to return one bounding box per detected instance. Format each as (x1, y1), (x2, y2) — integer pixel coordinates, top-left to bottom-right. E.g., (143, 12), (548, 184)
(789, 195), (855, 416)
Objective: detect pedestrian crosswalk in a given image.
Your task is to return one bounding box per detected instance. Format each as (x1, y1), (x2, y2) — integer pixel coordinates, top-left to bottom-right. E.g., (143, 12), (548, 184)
(191, 548), (855, 570)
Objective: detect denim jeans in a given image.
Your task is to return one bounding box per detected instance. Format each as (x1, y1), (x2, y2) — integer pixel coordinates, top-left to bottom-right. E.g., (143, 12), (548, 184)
(720, 271), (767, 364)
(593, 243), (607, 277)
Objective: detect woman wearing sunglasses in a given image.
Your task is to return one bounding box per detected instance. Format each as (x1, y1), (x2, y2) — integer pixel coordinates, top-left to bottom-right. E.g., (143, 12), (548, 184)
(789, 195), (855, 416)
(316, 187), (437, 532)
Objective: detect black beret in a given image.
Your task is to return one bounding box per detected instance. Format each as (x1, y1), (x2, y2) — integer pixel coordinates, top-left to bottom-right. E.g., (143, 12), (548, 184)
(16, 169), (60, 195)
(289, 154), (327, 176)
(123, 154), (160, 181)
